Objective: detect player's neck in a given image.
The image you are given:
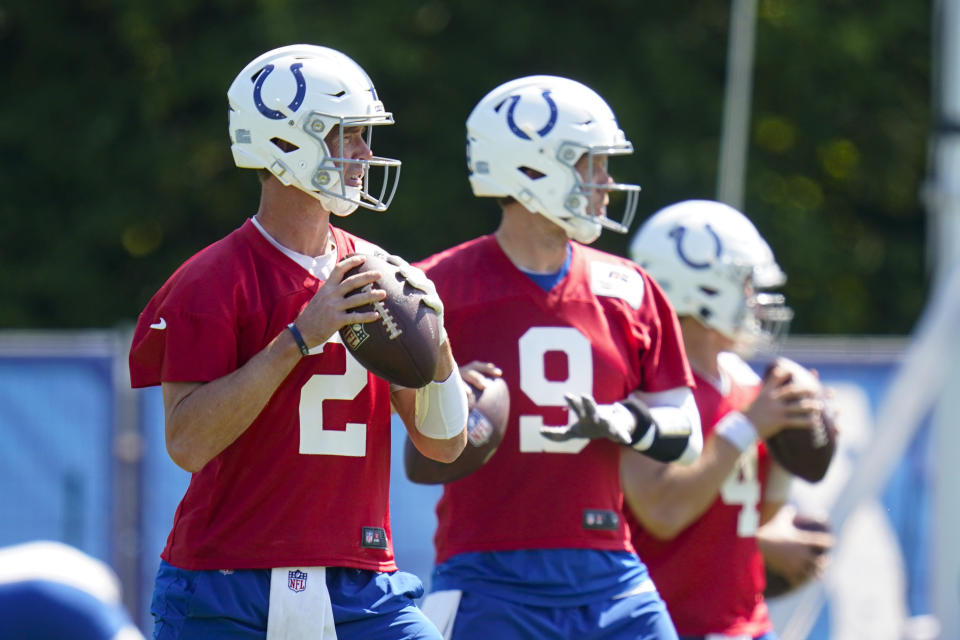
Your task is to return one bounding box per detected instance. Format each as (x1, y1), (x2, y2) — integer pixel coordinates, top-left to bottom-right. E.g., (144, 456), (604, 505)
(495, 206), (570, 273)
(680, 317), (724, 379)
(256, 178), (333, 257)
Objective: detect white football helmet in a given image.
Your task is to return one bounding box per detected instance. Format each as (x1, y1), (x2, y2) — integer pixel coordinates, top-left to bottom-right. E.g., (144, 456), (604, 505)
(466, 75), (641, 244)
(227, 44), (401, 216)
(629, 199), (793, 354)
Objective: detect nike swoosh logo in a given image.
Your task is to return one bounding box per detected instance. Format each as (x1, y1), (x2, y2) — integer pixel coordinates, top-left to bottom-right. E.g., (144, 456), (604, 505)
(149, 318), (167, 330)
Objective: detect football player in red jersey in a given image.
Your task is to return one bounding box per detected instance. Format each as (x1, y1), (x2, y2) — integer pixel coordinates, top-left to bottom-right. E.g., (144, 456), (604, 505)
(406, 76), (702, 640)
(624, 200), (834, 640)
(129, 44), (468, 640)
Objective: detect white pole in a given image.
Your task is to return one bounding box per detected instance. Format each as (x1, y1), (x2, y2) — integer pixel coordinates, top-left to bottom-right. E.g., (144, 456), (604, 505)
(716, 0), (758, 210)
(928, 0), (960, 634)
(928, 0), (960, 289)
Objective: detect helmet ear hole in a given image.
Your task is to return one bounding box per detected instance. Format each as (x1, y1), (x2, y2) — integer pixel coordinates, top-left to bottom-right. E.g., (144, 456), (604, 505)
(518, 166), (546, 180)
(270, 138), (299, 153)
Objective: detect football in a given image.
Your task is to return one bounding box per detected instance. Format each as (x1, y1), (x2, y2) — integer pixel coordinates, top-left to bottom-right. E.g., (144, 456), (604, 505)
(404, 374), (510, 484)
(338, 253), (442, 388)
(763, 357), (837, 483)
(764, 513), (832, 598)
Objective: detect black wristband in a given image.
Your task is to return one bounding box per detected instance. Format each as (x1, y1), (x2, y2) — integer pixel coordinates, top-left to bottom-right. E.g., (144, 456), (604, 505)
(622, 399), (656, 447)
(286, 322), (310, 357)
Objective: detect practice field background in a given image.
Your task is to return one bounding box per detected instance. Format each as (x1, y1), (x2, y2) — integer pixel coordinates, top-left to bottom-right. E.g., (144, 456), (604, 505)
(0, 331), (938, 639)
(2, 2), (958, 637)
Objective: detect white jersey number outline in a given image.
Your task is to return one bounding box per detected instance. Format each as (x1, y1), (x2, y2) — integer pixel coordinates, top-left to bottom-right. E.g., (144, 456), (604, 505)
(518, 326), (592, 454)
(298, 334), (369, 456)
(719, 445), (761, 536)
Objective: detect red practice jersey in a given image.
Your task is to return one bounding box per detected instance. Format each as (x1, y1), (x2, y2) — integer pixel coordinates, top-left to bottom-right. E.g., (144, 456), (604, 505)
(417, 235), (693, 565)
(129, 220), (397, 572)
(629, 352), (774, 637)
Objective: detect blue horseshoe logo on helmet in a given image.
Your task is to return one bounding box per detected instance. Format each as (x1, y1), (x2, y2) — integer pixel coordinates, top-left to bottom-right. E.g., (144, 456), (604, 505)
(505, 90), (558, 140)
(669, 224), (722, 269)
(253, 62), (306, 120)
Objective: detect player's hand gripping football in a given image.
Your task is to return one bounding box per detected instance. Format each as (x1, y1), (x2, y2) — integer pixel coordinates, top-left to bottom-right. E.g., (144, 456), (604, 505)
(384, 254), (447, 343)
(746, 363), (823, 440)
(382, 252), (457, 381)
(541, 394), (637, 445)
(458, 361), (503, 398)
(295, 254), (386, 349)
(759, 506), (834, 594)
(384, 254), (443, 315)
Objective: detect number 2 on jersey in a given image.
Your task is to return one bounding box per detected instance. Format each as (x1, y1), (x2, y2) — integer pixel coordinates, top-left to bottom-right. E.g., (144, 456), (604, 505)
(298, 335), (369, 457)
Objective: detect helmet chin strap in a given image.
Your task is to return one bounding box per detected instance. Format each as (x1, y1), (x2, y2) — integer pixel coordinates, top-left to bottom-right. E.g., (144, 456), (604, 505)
(563, 216), (602, 244)
(533, 205), (602, 244)
(318, 186), (361, 217)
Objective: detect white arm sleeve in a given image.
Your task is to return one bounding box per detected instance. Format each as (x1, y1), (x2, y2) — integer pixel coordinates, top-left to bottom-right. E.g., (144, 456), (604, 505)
(628, 386), (702, 464)
(414, 368), (469, 440)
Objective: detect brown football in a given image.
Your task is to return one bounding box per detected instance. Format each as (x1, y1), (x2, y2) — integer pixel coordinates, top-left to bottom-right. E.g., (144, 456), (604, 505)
(763, 357), (837, 483)
(404, 374), (510, 484)
(338, 253), (442, 388)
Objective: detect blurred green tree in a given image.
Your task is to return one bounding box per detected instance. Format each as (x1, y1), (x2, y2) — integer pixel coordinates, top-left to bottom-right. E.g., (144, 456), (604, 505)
(0, 0), (929, 334)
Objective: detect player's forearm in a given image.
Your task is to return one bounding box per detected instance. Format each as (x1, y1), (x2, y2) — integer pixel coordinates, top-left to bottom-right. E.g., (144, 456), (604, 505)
(433, 339), (456, 381)
(163, 328), (303, 472)
(624, 388), (702, 464)
(407, 426), (467, 463)
(621, 434), (740, 539)
(392, 366), (469, 463)
(759, 499), (785, 526)
(394, 387), (467, 464)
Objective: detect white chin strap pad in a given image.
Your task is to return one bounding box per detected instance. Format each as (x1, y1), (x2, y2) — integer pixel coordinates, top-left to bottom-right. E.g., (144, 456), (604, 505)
(318, 187), (361, 217)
